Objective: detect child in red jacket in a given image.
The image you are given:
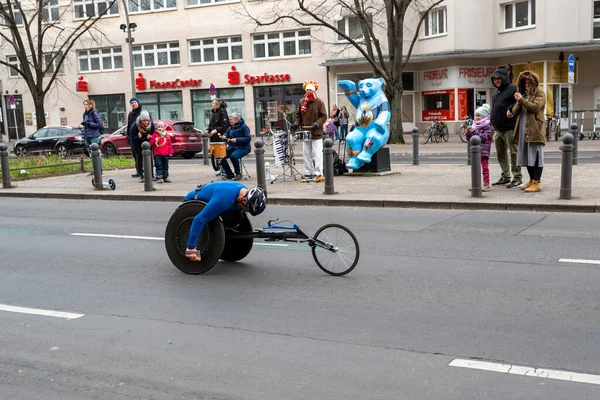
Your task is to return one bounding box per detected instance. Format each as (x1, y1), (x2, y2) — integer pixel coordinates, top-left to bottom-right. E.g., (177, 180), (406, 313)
(151, 121), (174, 183)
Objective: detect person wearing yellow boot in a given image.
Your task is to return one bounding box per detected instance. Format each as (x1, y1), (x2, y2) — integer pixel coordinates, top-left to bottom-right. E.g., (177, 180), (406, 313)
(507, 71), (546, 193)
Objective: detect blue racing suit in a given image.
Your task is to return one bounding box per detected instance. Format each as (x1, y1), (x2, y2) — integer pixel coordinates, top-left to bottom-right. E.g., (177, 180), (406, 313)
(183, 181), (247, 249)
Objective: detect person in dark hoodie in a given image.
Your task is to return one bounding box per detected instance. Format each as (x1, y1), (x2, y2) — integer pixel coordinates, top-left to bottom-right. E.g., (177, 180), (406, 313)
(127, 97), (143, 177)
(205, 99), (229, 142)
(490, 66), (522, 188)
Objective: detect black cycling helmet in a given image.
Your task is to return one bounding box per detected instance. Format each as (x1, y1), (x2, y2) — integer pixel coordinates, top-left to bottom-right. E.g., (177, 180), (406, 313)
(246, 187), (267, 216)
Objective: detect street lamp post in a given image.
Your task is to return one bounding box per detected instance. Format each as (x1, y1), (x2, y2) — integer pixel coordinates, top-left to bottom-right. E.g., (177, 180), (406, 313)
(120, 0), (137, 98)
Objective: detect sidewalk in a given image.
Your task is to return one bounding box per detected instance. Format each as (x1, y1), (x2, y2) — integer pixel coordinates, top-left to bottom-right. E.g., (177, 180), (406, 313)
(1, 141), (599, 212)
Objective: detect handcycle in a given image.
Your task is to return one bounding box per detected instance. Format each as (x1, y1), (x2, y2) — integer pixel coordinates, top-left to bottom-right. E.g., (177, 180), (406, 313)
(165, 200), (360, 276)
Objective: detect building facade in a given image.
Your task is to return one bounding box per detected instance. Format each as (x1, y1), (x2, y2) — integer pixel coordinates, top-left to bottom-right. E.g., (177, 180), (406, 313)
(1, 0), (600, 142)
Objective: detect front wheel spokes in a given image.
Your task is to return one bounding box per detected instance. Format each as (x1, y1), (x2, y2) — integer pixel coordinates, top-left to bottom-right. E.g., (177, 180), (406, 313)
(311, 224), (359, 276)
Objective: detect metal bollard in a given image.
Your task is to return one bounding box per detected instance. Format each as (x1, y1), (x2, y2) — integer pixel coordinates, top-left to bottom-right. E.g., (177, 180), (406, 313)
(570, 123), (578, 165)
(90, 143), (103, 190)
(0, 143), (11, 188)
(254, 139), (266, 192)
(466, 138), (472, 166)
(470, 136), (482, 198)
(411, 127), (419, 165)
(323, 138), (335, 195)
(559, 133), (574, 200)
(142, 141), (153, 192)
(202, 134), (209, 166)
(80, 156), (85, 172)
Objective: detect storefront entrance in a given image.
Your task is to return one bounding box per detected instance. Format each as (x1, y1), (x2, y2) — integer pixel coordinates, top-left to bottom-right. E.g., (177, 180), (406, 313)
(90, 94), (126, 132)
(253, 84), (303, 134)
(4, 95), (25, 140)
(458, 88), (489, 120)
(137, 91), (184, 122)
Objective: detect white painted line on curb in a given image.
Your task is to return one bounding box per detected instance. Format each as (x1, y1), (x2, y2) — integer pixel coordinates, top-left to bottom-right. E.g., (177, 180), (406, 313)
(559, 258), (600, 265)
(449, 359), (600, 386)
(0, 304), (84, 320)
(70, 233), (164, 241)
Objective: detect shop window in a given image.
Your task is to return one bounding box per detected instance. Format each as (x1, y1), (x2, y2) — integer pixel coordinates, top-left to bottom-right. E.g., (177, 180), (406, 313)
(42, 0), (60, 22)
(423, 7), (447, 38)
(254, 84), (303, 134)
(133, 42), (180, 68)
(503, 0), (535, 30)
(73, 0), (119, 19)
(89, 94), (126, 133)
(189, 36), (242, 64)
(594, 1), (600, 39)
(191, 87), (245, 130)
(128, 0), (176, 13)
(7, 55), (20, 77)
(78, 47), (123, 72)
(422, 89), (455, 121)
(336, 14), (372, 41)
(137, 91), (184, 122)
(187, 0), (238, 5)
(253, 30), (311, 60)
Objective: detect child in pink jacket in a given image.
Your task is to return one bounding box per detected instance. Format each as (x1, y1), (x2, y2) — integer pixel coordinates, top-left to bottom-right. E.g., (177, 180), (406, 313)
(150, 121), (174, 183)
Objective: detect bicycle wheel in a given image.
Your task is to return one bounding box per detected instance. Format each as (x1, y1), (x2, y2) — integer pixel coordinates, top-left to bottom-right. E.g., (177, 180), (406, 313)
(311, 224), (359, 276)
(432, 125), (440, 143)
(458, 126), (467, 143)
(441, 124), (449, 142)
(262, 132), (274, 146)
(421, 128), (432, 144)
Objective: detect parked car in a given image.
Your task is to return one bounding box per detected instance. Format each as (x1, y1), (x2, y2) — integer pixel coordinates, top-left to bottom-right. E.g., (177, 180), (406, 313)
(100, 120), (202, 158)
(13, 126), (86, 158)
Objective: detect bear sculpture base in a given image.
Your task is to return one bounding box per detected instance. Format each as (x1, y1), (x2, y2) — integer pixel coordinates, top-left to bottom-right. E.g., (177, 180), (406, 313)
(354, 147), (391, 173)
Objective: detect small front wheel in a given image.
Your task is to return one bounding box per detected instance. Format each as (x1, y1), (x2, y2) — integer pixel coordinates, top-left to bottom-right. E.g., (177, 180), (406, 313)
(311, 224), (359, 276)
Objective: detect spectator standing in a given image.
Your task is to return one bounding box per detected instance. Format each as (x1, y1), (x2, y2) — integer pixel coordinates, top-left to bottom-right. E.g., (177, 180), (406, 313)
(509, 71), (547, 193)
(81, 99), (103, 176)
(130, 110), (156, 182)
(331, 104), (341, 141)
(206, 99), (229, 142)
(220, 112), (251, 180)
(339, 106), (350, 140)
(466, 104), (494, 192)
(127, 97), (143, 178)
(293, 80), (327, 179)
(151, 121), (174, 183)
(490, 67), (522, 188)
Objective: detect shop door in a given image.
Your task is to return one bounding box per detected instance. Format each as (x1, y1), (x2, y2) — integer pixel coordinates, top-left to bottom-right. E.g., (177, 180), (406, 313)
(475, 90), (488, 108)
(4, 95), (25, 141)
(559, 86), (570, 130)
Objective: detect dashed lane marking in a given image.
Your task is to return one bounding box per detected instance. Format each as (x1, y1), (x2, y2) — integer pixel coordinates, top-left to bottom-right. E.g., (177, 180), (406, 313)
(0, 304), (84, 320)
(449, 359), (600, 386)
(559, 258), (600, 265)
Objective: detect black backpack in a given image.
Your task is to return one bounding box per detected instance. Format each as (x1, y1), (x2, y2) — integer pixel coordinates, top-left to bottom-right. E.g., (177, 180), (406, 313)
(332, 150), (348, 176)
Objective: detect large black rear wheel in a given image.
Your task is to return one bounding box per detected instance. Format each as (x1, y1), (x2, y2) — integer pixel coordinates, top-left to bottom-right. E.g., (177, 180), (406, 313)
(221, 213), (254, 262)
(165, 201), (225, 275)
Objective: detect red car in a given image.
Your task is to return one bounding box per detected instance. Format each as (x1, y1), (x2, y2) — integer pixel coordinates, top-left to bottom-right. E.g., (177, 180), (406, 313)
(100, 120), (202, 159)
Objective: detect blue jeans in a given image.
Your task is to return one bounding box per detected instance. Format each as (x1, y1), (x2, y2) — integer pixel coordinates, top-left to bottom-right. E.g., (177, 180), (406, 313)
(221, 147), (250, 175)
(340, 124), (348, 140)
(154, 155), (169, 179)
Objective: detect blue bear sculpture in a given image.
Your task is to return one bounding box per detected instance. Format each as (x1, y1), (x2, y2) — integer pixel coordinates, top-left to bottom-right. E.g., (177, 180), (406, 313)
(338, 78), (391, 169)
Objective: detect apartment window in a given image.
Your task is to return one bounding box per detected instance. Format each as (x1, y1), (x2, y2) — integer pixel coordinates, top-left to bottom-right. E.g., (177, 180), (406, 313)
(7, 56), (20, 77)
(133, 42), (180, 67)
(73, 0), (118, 19)
(253, 30), (311, 59)
(187, 0), (237, 6)
(78, 47), (123, 72)
(189, 36), (242, 64)
(503, 0), (535, 30)
(1, 5), (23, 25)
(42, 0), (60, 22)
(336, 15), (373, 41)
(424, 7), (447, 37)
(44, 52), (64, 74)
(128, 0), (176, 13)
(594, 1), (600, 39)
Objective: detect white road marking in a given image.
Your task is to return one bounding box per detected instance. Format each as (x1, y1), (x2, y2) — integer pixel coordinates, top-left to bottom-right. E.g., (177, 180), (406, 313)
(0, 304), (84, 320)
(559, 258), (600, 265)
(70, 233), (290, 247)
(70, 233), (164, 241)
(449, 359), (600, 386)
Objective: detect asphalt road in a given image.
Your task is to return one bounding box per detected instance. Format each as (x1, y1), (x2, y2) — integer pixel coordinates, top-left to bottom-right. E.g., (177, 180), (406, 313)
(1, 199), (600, 399)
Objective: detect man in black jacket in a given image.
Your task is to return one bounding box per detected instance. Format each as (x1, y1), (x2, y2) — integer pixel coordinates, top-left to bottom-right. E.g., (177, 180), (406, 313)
(490, 67), (522, 188)
(205, 99), (229, 143)
(127, 97), (143, 178)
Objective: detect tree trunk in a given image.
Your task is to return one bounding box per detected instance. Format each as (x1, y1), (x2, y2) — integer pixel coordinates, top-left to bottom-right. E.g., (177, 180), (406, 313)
(33, 94), (46, 129)
(387, 83), (405, 144)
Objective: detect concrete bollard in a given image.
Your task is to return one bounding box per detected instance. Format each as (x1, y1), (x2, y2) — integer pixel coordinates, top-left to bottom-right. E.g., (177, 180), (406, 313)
(570, 123), (578, 165)
(323, 138), (335, 195)
(0, 143), (12, 189)
(411, 127), (419, 165)
(470, 136), (482, 198)
(202, 134), (209, 166)
(466, 138), (472, 166)
(559, 133), (574, 200)
(90, 143), (103, 190)
(142, 141), (153, 192)
(254, 139), (266, 193)
(80, 156), (85, 172)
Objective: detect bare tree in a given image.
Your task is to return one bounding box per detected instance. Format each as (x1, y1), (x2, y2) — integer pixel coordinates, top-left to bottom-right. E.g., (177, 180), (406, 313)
(241, 0), (444, 144)
(0, 0), (116, 128)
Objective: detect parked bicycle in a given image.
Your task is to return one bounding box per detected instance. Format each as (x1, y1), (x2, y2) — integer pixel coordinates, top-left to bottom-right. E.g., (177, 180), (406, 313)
(421, 118), (449, 144)
(545, 113), (561, 141)
(457, 115), (473, 143)
(259, 127), (274, 146)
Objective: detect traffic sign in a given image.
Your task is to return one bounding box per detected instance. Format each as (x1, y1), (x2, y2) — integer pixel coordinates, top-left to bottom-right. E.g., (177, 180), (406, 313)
(8, 95), (15, 104)
(568, 71), (575, 84)
(568, 54), (575, 72)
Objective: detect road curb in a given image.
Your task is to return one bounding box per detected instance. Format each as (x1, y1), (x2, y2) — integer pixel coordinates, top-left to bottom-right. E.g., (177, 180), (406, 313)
(1, 191), (598, 213)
